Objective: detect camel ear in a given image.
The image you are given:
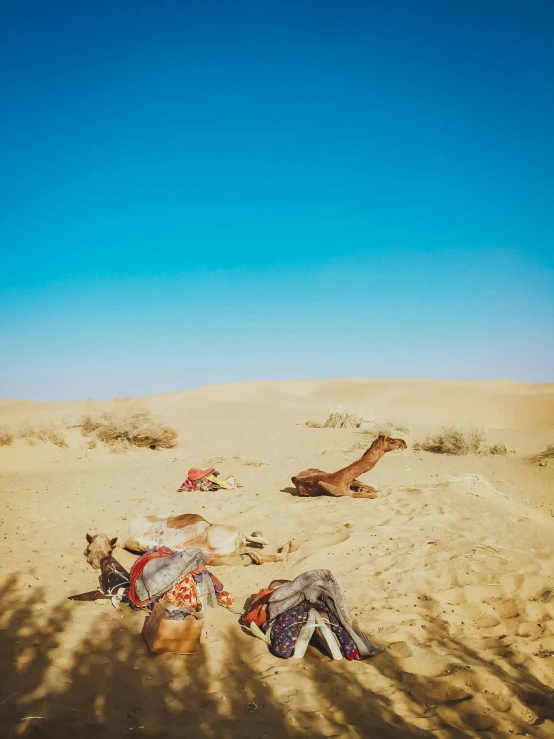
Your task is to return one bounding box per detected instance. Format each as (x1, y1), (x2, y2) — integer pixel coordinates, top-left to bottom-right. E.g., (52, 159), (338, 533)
(86, 532), (94, 544)
(109, 537), (118, 548)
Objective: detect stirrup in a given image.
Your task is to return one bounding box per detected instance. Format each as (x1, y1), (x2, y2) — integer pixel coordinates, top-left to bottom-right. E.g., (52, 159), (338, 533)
(249, 621), (272, 644)
(293, 608), (318, 659)
(312, 610), (343, 660)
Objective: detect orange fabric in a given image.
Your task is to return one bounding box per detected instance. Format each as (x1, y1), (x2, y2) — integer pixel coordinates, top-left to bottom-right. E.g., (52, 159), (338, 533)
(188, 467), (215, 481)
(242, 587), (275, 628)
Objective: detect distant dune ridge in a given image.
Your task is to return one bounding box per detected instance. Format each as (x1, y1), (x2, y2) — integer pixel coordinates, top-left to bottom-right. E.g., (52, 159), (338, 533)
(1, 378), (554, 736)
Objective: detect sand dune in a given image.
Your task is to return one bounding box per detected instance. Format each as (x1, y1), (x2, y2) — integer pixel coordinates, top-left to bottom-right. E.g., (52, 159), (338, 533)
(1, 379), (554, 737)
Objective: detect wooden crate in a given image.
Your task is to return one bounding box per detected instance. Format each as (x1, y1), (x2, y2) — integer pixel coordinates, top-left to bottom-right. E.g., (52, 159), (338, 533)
(142, 602), (203, 654)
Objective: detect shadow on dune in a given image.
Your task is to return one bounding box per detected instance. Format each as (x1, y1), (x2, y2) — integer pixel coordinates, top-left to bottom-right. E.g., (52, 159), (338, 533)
(412, 595), (554, 732)
(1, 573), (553, 738)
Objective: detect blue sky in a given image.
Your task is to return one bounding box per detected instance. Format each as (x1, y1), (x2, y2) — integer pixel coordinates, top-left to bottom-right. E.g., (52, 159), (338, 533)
(1, 0), (553, 400)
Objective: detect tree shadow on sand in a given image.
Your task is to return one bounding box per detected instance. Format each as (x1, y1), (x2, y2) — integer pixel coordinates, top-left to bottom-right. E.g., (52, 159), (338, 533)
(1, 573), (554, 738)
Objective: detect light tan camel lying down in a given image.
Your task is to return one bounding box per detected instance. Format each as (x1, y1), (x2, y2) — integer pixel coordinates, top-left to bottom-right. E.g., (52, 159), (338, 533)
(85, 513), (293, 568)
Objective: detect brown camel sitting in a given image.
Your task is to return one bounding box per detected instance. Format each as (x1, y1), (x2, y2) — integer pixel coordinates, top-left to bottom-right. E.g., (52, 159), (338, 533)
(292, 435), (407, 498)
(85, 513), (294, 568)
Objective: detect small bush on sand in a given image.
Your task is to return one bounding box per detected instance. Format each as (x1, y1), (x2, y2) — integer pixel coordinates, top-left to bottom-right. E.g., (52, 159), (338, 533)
(19, 426), (36, 446)
(19, 424), (68, 448)
(37, 425), (69, 448)
(367, 420), (410, 436)
(306, 406), (365, 429)
(414, 426), (512, 456)
(78, 402), (178, 451)
(0, 428), (14, 446)
(306, 407), (409, 434)
(529, 445), (554, 464)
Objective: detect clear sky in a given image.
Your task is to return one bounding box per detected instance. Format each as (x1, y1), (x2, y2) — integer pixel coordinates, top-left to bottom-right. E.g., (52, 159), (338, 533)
(1, 0), (553, 400)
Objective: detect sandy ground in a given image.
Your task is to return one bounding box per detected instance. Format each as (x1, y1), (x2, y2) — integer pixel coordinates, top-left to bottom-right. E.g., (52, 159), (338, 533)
(1, 378), (554, 738)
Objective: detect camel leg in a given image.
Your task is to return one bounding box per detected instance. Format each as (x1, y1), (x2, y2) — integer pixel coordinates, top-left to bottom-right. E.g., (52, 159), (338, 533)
(350, 480), (379, 499)
(206, 553), (259, 566)
(320, 480), (378, 499)
(206, 541), (295, 567)
(351, 488), (379, 499)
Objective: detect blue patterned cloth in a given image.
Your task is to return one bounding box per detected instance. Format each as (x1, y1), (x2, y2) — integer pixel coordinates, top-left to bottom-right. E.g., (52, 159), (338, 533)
(267, 601), (360, 660)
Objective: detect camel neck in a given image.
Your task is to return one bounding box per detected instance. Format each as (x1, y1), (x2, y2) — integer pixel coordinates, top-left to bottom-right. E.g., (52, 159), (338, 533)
(329, 442), (386, 485)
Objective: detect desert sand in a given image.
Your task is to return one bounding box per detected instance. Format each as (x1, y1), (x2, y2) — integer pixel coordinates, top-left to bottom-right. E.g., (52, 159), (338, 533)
(1, 378), (554, 738)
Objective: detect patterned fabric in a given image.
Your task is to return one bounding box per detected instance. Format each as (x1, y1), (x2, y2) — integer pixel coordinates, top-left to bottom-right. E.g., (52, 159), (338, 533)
(125, 546), (234, 612)
(178, 478), (215, 492)
(161, 573), (198, 609)
(160, 566), (233, 609)
(268, 601), (361, 660)
(204, 570), (233, 606)
(192, 565), (233, 606)
(268, 602), (310, 658)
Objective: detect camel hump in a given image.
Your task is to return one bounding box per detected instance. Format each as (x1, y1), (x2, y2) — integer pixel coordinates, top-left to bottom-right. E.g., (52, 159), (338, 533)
(166, 513), (209, 529)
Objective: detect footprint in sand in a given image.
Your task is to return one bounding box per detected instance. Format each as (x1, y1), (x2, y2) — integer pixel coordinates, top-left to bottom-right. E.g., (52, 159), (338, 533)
(386, 641), (413, 658)
(294, 530), (351, 562)
(485, 694), (512, 712)
(408, 678), (472, 705)
(306, 530), (351, 549)
(492, 599), (521, 619)
(517, 621), (546, 638)
(389, 646), (451, 678)
(532, 634), (554, 655)
(436, 703), (498, 731)
(451, 668), (511, 697)
(523, 601), (553, 622)
(475, 616), (501, 629)
(459, 603), (489, 620)
(517, 574), (553, 602)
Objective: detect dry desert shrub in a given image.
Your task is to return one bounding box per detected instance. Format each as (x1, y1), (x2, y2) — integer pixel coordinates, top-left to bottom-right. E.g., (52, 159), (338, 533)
(414, 426), (512, 456)
(366, 420), (410, 436)
(0, 428), (14, 446)
(19, 423), (68, 448)
(306, 406), (409, 436)
(78, 402), (178, 451)
(529, 445), (554, 464)
(19, 426), (37, 446)
(487, 442), (510, 456)
(414, 427), (485, 455)
(308, 406), (365, 429)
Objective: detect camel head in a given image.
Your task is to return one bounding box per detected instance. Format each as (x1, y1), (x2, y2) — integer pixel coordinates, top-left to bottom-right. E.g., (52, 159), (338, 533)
(376, 435), (408, 453)
(85, 533), (118, 569)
